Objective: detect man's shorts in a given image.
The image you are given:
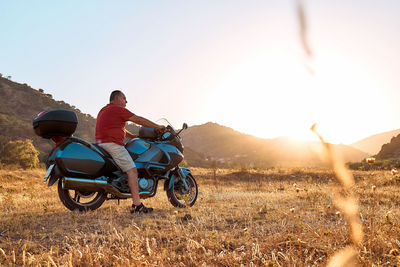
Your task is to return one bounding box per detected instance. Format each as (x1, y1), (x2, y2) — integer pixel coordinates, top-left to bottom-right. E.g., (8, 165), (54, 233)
(98, 143), (136, 172)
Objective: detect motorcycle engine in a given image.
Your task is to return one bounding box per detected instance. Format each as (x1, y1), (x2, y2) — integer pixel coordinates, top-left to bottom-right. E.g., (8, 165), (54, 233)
(138, 178), (154, 191)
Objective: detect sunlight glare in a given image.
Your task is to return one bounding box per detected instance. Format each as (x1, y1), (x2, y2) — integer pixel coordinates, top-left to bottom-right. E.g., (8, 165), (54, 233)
(206, 46), (386, 144)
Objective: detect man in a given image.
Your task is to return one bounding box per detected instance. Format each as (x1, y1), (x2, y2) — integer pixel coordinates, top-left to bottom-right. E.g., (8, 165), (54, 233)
(95, 90), (165, 214)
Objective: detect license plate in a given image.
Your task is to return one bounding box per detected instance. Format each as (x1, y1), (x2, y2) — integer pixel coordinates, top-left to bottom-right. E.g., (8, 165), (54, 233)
(43, 164), (55, 182)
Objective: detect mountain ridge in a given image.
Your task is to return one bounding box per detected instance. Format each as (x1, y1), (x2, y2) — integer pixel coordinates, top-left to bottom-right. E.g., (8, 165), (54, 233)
(350, 128), (400, 155)
(0, 76), (372, 167)
(181, 122), (369, 167)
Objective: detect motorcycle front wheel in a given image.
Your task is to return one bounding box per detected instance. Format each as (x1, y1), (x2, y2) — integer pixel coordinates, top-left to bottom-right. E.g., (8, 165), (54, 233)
(57, 179), (106, 211)
(166, 174), (198, 208)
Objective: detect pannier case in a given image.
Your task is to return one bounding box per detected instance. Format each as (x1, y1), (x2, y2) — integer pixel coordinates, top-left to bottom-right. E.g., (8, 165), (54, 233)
(56, 141), (107, 177)
(47, 137), (118, 178)
(33, 109), (78, 138)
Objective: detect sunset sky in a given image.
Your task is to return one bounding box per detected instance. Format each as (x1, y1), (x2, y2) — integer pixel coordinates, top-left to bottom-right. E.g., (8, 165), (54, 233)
(1, 1), (399, 144)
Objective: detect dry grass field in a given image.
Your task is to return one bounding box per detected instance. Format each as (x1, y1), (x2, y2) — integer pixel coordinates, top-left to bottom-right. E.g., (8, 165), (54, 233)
(1, 167), (400, 266)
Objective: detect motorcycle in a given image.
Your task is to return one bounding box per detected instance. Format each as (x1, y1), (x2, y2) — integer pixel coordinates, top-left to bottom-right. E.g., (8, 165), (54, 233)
(33, 109), (198, 211)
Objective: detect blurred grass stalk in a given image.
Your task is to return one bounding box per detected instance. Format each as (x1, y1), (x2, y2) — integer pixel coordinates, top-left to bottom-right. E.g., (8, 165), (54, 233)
(296, 0), (314, 75)
(311, 124), (363, 266)
(296, 0), (312, 57)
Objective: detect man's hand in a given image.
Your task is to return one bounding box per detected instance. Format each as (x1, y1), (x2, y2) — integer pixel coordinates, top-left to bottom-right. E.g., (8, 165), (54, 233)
(157, 125), (167, 133)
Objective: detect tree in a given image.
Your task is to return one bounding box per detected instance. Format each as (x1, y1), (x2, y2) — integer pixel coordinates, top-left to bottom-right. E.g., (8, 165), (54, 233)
(0, 139), (39, 169)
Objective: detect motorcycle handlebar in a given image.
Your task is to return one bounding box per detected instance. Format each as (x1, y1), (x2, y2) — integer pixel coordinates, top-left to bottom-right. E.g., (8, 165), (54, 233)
(154, 123), (188, 140)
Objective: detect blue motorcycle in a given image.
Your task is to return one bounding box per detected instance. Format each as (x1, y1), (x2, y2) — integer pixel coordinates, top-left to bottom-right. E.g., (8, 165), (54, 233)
(33, 109), (198, 211)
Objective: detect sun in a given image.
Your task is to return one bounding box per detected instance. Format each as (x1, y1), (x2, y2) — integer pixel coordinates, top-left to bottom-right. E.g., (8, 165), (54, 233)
(203, 46), (385, 144)
(205, 49), (323, 142)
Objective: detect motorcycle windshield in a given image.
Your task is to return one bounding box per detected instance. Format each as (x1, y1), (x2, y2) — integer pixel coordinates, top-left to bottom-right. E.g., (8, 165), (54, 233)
(156, 118), (176, 132)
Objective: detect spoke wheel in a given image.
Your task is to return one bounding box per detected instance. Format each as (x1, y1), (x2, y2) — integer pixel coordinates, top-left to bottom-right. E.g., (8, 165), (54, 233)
(167, 174), (198, 208)
(57, 179), (106, 211)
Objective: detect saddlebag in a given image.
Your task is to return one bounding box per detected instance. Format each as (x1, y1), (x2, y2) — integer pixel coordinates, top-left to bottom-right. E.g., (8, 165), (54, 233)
(33, 109), (78, 139)
(55, 138), (118, 178)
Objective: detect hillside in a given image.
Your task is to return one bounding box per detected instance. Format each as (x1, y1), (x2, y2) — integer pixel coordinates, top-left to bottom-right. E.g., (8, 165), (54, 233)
(0, 77), (368, 167)
(375, 133), (400, 159)
(350, 128), (400, 155)
(0, 77), (138, 161)
(181, 122), (369, 167)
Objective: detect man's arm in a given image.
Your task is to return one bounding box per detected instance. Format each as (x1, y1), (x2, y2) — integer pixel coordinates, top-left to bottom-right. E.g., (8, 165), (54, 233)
(128, 114), (164, 131)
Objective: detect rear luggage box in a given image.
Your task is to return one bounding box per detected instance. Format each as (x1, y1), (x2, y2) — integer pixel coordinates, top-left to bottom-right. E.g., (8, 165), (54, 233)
(33, 109), (78, 138)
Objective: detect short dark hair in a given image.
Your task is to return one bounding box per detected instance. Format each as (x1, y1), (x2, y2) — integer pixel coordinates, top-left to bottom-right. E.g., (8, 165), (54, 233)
(110, 90), (123, 102)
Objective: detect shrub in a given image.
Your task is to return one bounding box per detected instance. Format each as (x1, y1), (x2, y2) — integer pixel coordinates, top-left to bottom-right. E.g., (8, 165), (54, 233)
(0, 139), (39, 169)
(347, 159), (400, 171)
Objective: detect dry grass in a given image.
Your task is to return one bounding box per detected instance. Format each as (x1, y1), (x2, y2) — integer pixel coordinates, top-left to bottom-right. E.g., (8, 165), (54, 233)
(1, 167), (400, 266)
(311, 124), (363, 266)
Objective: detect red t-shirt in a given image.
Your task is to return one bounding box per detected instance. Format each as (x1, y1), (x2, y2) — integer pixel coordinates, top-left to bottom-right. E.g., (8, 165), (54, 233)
(95, 104), (134, 145)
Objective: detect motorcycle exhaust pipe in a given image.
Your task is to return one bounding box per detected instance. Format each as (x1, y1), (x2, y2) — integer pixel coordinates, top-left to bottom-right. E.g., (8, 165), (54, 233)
(63, 177), (132, 198)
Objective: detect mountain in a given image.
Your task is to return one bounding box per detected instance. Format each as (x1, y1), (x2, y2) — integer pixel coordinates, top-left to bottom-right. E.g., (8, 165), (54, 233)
(0, 76), (368, 167)
(350, 129), (400, 155)
(0, 76), (138, 161)
(181, 122), (369, 167)
(375, 134), (400, 159)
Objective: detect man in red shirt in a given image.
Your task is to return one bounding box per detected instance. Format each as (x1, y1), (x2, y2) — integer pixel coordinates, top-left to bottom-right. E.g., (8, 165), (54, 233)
(95, 90), (165, 213)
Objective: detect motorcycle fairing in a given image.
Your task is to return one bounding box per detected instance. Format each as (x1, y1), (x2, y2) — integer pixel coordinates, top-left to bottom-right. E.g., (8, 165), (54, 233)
(125, 139), (150, 155)
(132, 142), (184, 174)
(134, 144), (164, 163)
(157, 143), (184, 167)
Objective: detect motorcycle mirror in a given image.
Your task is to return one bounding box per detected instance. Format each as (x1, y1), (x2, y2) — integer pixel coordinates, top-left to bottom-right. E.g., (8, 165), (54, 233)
(182, 123), (188, 130)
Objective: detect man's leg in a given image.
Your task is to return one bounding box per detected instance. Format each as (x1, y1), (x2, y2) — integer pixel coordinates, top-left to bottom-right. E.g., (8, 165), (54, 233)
(126, 168), (141, 206)
(98, 143), (152, 213)
(126, 168), (153, 213)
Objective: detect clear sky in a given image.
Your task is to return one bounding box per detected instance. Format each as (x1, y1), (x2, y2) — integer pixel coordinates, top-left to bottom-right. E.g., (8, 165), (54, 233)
(1, 0), (399, 144)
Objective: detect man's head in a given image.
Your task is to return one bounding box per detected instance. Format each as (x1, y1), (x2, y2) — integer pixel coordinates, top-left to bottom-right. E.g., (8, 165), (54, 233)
(110, 90), (127, 107)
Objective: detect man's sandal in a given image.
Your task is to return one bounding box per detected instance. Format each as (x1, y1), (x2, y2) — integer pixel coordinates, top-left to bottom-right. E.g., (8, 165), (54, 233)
(130, 203), (153, 214)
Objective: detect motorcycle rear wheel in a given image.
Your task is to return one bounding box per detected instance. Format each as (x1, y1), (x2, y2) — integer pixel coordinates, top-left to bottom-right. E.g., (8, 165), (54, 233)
(167, 174), (198, 208)
(57, 179), (106, 211)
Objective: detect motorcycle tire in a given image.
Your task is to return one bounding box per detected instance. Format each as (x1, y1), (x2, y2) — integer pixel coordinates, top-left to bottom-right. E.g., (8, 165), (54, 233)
(167, 173), (198, 208)
(57, 179), (107, 211)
